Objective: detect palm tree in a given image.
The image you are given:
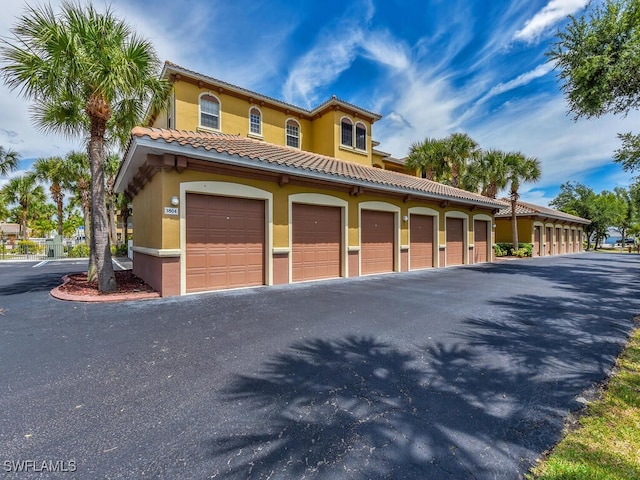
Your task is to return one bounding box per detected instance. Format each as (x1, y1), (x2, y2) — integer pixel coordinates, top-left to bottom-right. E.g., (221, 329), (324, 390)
(505, 152), (542, 248)
(1, 2), (170, 292)
(464, 149), (509, 198)
(442, 133), (480, 188)
(1, 174), (46, 238)
(64, 151), (92, 246)
(405, 137), (447, 181)
(103, 153), (121, 245)
(116, 193), (132, 247)
(32, 156), (68, 236)
(0, 146), (20, 176)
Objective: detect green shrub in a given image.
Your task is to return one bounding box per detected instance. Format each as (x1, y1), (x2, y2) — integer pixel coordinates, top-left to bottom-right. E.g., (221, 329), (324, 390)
(496, 243), (513, 255)
(519, 243), (533, 257)
(512, 248), (528, 258)
(68, 243), (90, 258)
(112, 243), (128, 256)
(494, 244), (507, 257)
(495, 242), (533, 257)
(16, 240), (43, 255)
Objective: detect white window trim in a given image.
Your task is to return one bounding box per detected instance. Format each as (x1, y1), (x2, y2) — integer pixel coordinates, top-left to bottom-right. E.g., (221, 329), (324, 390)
(355, 121), (368, 152)
(285, 118), (301, 149)
(198, 92), (221, 132)
(288, 193), (349, 282)
(338, 117), (369, 153)
(340, 116), (354, 148)
(248, 106), (263, 138)
(179, 181), (273, 295)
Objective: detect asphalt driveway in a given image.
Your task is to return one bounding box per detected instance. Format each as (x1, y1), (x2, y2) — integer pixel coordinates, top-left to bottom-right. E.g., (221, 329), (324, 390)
(1, 254), (639, 479)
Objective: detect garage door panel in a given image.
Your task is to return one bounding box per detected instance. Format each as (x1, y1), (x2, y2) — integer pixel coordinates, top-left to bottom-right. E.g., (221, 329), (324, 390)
(446, 218), (464, 266)
(361, 210), (395, 275)
(410, 214), (434, 269)
(474, 221), (488, 264)
(292, 204), (341, 282)
(186, 194), (265, 293)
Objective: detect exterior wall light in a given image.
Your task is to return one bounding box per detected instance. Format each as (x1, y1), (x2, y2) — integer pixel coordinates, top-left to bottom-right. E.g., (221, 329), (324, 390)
(171, 196), (179, 206)
(402, 215), (409, 222)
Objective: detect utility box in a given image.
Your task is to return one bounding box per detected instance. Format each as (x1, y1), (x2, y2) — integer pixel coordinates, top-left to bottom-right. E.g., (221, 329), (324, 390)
(45, 235), (64, 258)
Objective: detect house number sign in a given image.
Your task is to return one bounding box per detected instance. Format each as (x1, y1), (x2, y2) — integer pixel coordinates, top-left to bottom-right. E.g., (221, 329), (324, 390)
(164, 207), (179, 216)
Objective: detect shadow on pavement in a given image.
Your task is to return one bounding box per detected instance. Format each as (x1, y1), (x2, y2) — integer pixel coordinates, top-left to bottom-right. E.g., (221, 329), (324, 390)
(204, 255), (640, 479)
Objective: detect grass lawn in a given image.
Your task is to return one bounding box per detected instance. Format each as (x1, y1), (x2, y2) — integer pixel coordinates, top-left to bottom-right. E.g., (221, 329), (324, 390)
(529, 318), (640, 479)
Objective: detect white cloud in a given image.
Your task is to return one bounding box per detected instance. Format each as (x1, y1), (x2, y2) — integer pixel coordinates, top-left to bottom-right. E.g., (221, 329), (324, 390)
(513, 0), (589, 43)
(467, 93), (640, 194)
(361, 30), (411, 71)
(480, 62), (554, 103)
(283, 1), (375, 107)
(283, 26), (364, 107)
(374, 68), (469, 158)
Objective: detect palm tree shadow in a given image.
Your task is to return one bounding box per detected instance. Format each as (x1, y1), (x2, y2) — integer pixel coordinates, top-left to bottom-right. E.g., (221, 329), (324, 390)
(204, 336), (557, 479)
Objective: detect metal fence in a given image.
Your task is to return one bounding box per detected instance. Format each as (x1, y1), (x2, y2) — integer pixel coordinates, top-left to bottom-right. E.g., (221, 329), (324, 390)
(0, 237), (70, 261)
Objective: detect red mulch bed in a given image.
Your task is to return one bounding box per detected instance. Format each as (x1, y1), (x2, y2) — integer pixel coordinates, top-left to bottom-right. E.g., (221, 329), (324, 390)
(59, 270), (156, 297)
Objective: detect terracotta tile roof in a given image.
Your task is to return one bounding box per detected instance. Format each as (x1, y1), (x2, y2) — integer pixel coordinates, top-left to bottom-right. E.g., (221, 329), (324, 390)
(124, 127), (506, 209)
(496, 200), (590, 224)
(0, 223), (20, 235)
(163, 62), (382, 122)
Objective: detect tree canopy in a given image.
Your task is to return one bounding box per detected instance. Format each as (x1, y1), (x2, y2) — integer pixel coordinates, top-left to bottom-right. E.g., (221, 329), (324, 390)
(548, 0), (640, 172)
(1, 2), (170, 292)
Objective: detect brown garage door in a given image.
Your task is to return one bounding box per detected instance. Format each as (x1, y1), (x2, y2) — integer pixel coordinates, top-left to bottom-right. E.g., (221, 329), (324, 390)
(555, 227), (561, 255)
(533, 226), (541, 257)
(474, 220), (488, 263)
(545, 227), (552, 256)
(186, 193), (264, 293)
(361, 210), (394, 275)
(446, 217), (464, 266)
(292, 203), (341, 282)
(410, 214), (434, 269)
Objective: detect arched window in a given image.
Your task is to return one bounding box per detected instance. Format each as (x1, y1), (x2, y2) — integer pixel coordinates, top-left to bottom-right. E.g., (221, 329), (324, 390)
(341, 117), (353, 147)
(199, 93), (220, 130)
(249, 107), (262, 136)
(355, 122), (367, 150)
(286, 119), (300, 148)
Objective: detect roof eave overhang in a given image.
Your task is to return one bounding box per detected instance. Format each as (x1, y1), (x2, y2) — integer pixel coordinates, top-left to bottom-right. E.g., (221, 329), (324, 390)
(495, 212), (590, 225)
(116, 137), (504, 210)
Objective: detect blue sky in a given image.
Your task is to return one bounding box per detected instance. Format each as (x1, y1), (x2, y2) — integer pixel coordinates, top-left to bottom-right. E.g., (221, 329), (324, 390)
(1, 0), (637, 205)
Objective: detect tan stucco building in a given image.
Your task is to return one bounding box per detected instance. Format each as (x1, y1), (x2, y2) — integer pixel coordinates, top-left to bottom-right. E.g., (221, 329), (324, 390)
(115, 62), (506, 296)
(495, 201), (590, 256)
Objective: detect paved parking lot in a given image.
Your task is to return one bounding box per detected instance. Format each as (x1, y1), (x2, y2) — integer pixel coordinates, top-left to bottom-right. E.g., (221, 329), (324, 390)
(1, 254), (639, 479)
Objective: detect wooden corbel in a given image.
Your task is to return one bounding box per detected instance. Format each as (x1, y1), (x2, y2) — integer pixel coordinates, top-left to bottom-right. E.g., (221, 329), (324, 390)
(350, 186), (364, 197)
(176, 156), (187, 173)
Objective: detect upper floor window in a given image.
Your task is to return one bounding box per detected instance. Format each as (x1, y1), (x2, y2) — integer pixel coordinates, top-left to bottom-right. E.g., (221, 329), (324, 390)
(199, 93), (220, 130)
(355, 122), (367, 150)
(249, 107), (262, 136)
(286, 119), (300, 148)
(341, 118), (353, 147)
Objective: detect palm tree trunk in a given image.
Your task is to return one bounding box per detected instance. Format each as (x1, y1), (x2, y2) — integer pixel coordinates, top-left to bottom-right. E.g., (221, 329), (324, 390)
(510, 197), (519, 251)
(108, 199), (116, 245)
(87, 118), (116, 292)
